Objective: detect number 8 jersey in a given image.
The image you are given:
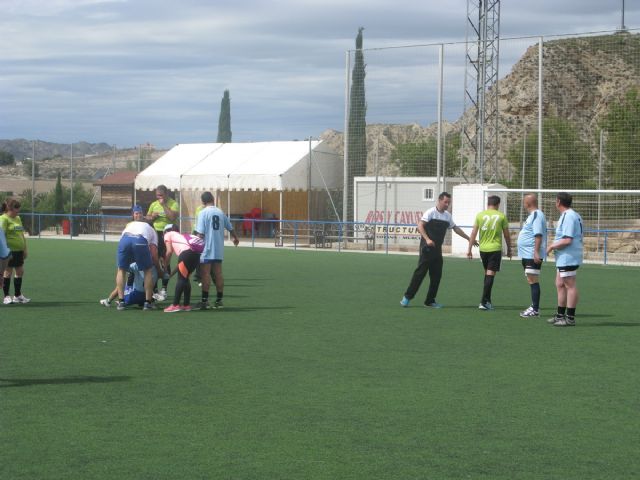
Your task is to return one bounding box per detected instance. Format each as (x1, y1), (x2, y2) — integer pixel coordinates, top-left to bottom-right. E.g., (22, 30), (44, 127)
(195, 205), (234, 261)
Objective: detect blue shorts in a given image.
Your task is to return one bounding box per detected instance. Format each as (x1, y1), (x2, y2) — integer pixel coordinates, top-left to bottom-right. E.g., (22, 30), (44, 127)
(117, 235), (152, 270)
(125, 290), (146, 306)
(200, 258), (222, 264)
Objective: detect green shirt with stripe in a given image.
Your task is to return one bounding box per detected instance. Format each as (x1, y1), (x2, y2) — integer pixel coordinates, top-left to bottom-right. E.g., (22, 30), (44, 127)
(0, 214), (26, 251)
(474, 208), (508, 253)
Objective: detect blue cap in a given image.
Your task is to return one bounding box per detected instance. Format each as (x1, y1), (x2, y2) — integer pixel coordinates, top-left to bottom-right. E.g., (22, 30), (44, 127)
(132, 204), (143, 214)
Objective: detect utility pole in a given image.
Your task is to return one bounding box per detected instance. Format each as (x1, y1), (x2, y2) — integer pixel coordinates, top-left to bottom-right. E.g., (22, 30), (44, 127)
(31, 140), (36, 234)
(70, 143), (74, 221)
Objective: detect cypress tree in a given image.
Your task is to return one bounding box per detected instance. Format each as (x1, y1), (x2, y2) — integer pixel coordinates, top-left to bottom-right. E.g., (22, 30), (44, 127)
(346, 27), (367, 222)
(54, 171), (64, 214)
(217, 89), (232, 143)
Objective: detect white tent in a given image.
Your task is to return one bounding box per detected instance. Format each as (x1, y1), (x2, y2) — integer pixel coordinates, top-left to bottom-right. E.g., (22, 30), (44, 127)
(135, 140), (342, 192)
(135, 143), (224, 191)
(134, 140), (343, 226)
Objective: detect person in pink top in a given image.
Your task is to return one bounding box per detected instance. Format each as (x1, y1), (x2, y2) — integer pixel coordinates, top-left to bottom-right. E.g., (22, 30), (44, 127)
(162, 225), (204, 313)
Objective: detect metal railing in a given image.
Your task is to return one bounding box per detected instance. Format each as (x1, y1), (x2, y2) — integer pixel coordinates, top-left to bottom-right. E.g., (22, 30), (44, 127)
(20, 213), (640, 266)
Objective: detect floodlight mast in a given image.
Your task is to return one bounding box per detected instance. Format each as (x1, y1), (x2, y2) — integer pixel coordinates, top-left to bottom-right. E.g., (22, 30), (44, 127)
(462, 0), (501, 184)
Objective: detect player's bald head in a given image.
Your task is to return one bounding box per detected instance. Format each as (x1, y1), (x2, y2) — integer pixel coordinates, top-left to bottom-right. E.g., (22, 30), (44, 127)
(524, 193), (538, 209)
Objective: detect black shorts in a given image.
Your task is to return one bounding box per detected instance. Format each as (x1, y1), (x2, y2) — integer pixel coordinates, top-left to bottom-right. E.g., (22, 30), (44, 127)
(177, 250), (201, 277)
(521, 258), (543, 275)
(8, 251), (24, 268)
(480, 251), (502, 272)
(156, 231), (166, 258)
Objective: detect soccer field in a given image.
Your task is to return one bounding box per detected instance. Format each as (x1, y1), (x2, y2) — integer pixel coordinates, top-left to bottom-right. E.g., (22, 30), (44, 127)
(1, 239), (638, 479)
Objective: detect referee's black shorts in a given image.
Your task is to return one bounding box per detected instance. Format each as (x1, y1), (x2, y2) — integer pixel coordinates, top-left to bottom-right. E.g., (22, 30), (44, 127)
(480, 250), (502, 272)
(156, 230), (166, 258)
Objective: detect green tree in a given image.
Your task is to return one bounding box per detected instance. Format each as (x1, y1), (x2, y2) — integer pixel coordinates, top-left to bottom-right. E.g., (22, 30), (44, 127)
(217, 89), (232, 143)
(599, 88), (640, 189)
(0, 151), (14, 166)
(66, 181), (99, 214)
(346, 27), (367, 221)
(22, 181), (99, 231)
(392, 134), (461, 177)
(54, 171), (64, 214)
(506, 117), (595, 189)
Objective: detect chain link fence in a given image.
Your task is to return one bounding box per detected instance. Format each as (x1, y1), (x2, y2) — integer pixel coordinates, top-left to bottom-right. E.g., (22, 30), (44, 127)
(344, 29), (640, 223)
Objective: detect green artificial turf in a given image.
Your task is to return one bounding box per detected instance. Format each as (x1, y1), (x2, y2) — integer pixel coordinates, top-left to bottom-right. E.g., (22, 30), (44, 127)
(1, 239), (638, 479)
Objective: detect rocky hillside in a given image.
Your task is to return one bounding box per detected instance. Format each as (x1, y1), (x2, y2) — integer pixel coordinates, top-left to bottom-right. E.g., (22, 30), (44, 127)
(482, 32), (640, 170)
(320, 122), (457, 177)
(322, 32), (640, 178)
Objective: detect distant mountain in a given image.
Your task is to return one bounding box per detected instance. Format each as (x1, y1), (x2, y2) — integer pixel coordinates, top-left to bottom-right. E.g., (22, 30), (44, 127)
(0, 139), (114, 162)
(0, 140), (166, 181)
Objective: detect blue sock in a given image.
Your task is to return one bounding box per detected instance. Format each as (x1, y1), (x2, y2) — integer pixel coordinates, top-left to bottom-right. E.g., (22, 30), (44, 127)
(530, 283), (540, 310)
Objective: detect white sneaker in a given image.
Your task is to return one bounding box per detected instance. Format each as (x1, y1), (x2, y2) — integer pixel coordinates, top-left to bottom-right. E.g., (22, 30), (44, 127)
(519, 306), (539, 318)
(152, 292), (167, 302)
(13, 294), (30, 304)
(3, 295), (13, 305)
(100, 298), (111, 307)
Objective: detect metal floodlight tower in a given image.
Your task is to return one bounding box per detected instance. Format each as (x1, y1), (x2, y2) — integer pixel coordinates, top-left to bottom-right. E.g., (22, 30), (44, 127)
(462, 0), (501, 184)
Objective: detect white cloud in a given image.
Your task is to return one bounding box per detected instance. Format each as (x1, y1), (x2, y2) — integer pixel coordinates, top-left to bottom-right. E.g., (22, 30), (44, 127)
(4, 0), (126, 16)
(1, 0), (639, 146)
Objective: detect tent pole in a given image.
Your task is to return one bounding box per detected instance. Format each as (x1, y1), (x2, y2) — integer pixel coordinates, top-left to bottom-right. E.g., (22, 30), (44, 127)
(279, 191), (283, 235)
(227, 189), (231, 241)
(178, 175), (183, 232)
(308, 138), (312, 224)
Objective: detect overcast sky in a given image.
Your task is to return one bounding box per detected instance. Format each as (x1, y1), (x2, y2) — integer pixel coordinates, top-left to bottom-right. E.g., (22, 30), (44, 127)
(1, 0), (638, 149)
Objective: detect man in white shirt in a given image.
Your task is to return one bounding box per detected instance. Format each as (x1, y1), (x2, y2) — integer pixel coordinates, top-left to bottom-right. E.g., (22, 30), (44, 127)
(115, 205), (160, 310)
(400, 192), (475, 309)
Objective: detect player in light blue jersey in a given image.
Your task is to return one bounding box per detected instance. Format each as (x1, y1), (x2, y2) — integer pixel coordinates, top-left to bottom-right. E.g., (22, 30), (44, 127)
(517, 194), (547, 318)
(194, 191), (239, 309)
(546, 192), (584, 327)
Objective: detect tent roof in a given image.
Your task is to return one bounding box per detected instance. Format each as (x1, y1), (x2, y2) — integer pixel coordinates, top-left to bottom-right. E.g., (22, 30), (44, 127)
(135, 140), (342, 192)
(135, 143), (223, 191)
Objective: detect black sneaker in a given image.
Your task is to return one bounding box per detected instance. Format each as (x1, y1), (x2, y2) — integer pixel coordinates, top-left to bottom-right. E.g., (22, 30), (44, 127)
(143, 302), (157, 311)
(214, 299), (223, 309)
(196, 301), (210, 310)
(553, 316), (576, 327)
(547, 314), (564, 325)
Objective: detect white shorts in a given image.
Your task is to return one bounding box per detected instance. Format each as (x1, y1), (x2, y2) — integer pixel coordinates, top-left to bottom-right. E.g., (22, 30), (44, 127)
(557, 265), (579, 278)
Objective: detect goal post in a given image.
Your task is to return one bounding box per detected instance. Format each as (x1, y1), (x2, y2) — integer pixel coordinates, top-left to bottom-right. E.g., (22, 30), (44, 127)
(482, 187), (640, 265)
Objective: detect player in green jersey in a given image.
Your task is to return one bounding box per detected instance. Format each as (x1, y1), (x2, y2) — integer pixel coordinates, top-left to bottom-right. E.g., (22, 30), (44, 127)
(467, 195), (512, 310)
